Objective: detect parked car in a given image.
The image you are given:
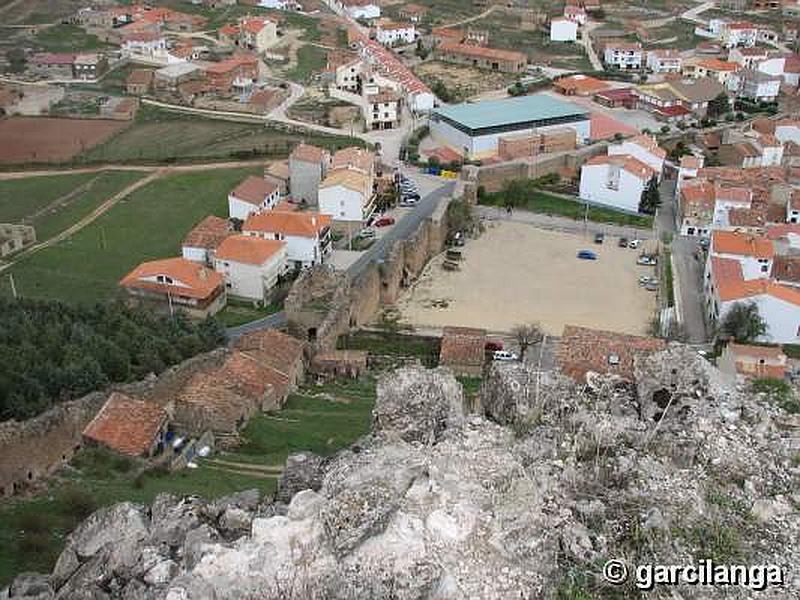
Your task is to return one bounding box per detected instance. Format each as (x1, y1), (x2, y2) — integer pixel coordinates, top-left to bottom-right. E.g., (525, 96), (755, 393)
(485, 340), (504, 352)
(637, 254), (657, 266)
(358, 227), (376, 238)
(699, 238), (709, 250)
(618, 237), (628, 248)
(638, 275), (658, 286)
(644, 281), (659, 292)
(451, 231), (465, 246)
(400, 198), (418, 207)
(375, 216), (395, 227)
(493, 350), (518, 361)
(594, 233), (605, 244)
(628, 239), (641, 249)
(577, 250), (597, 260)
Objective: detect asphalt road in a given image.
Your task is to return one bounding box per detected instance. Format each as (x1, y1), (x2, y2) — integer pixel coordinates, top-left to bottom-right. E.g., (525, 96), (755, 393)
(225, 177), (456, 339)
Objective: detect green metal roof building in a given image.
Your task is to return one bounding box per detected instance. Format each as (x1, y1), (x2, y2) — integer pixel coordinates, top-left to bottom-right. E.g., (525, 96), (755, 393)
(429, 94), (591, 160)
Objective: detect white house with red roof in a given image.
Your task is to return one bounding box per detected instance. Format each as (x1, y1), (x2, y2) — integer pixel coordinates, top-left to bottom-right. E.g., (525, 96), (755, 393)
(228, 176), (281, 221)
(375, 19), (416, 46)
(709, 230), (775, 280)
(550, 17), (578, 42)
(607, 134), (666, 181)
(243, 210), (332, 268)
(579, 154), (657, 213)
(563, 5), (586, 25)
(214, 234), (288, 301)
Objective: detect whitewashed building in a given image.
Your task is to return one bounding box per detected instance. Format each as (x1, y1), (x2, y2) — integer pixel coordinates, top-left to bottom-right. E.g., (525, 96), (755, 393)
(603, 42), (643, 70)
(243, 210), (333, 268)
(646, 49), (682, 74)
(550, 18), (578, 42)
(579, 154), (657, 213)
(214, 234), (287, 302)
(228, 176), (281, 221)
(375, 20), (416, 46)
(607, 134), (666, 181)
(318, 168), (374, 223)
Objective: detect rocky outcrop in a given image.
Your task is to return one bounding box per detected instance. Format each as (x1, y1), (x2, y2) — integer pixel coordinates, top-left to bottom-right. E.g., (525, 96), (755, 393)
(7, 357), (800, 599)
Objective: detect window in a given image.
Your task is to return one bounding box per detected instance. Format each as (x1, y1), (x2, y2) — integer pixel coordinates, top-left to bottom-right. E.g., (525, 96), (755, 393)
(761, 265), (769, 273)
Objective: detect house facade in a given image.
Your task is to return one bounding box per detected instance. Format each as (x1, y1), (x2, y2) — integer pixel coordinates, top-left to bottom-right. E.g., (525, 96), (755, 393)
(375, 20), (416, 45)
(288, 144), (330, 206)
(228, 176), (281, 221)
(366, 88), (401, 129)
(579, 154), (655, 213)
(318, 169), (374, 223)
(182, 215), (230, 265)
(243, 210), (333, 268)
(603, 42), (643, 70)
(646, 49), (682, 74)
(550, 18), (578, 42)
(434, 41), (527, 73)
(214, 235), (288, 302)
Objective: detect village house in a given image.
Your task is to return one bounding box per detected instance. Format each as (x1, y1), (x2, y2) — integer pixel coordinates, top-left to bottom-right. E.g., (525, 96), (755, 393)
(774, 119), (800, 145)
(73, 53), (107, 80)
(434, 42), (528, 73)
(721, 21), (759, 48)
(218, 16), (278, 52)
(439, 326), (487, 377)
(563, 4), (587, 25)
(366, 88), (402, 129)
(82, 393), (170, 459)
(243, 210), (332, 268)
(228, 176), (281, 221)
(607, 134), (666, 180)
(729, 46), (770, 69)
(359, 38), (435, 112)
(634, 77), (725, 119)
(182, 215), (231, 265)
(677, 154), (704, 192)
(234, 328), (306, 402)
(126, 69), (154, 94)
(214, 234), (288, 302)
(579, 154), (657, 213)
(646, 49), (682, 74)
(397, 3), (427, 22)
(341, 0), (381, 20)
(331, 146), (376, 176)
(727, 68), (781, 102)
(679, 180), (715, 237)
(28, 53), (75, 79)
(603, 41), (643, 70)
(120, 257), (226, 317)
(557, 325), (666, 383)
(553, 74), (609, 96)
(289, 144), (330, 205)
(687, 58), (739, 86)
(204, 53), (258, 95)
(705, 254), (800, 343)
(718, 134), (784, 169)
(311, 350), (369, 379)
(710, 230), (775, 279)
(375, 19), (416, 46)
(550, 17), (578, 42)
(154, 62), (203, 90)
(719, 342), (789, 381)
(120, 31), (170, 61)
(331, 55), (364, 93)
(318, 168), (375, 224)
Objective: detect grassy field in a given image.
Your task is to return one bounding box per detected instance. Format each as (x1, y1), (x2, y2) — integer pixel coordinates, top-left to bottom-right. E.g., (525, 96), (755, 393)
(0, 376), (376, 586)
(0, 167), (259, 303)
(337, 330), (441, 367)
(284, 45), (328, 83)
(33, 24), (114, 53)
(479, 188), (655, 229)
(78, 106), (358, 164)
(0, 171), (146, 241)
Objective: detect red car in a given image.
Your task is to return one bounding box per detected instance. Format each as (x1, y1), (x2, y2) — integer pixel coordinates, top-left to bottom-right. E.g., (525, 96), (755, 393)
(485, 340), (503, 352)
(375, 216), (395, 227)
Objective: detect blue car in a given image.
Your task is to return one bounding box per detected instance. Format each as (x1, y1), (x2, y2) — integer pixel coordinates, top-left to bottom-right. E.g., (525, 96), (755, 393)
(577, 250), (597, 260)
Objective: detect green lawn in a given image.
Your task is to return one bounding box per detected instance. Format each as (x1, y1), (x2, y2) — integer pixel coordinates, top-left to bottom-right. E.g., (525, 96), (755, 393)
(224, 377), (377, 465)
(78, 106), (358, 164)
(337, 331), (441, 366)
(33, 24), (113, 53)
(215, 300), (284, 327)
(479, 189), (654, 229)
(284, 45), (327, 84)
(0, 376), (377, 586)
(0, 168), (259, 303)
(0, 171), (146, 241)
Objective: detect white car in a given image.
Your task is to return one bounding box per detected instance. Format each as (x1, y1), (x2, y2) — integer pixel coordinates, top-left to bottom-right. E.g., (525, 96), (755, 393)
(493, 350), (518, 361)
(628, 239), (642, 249)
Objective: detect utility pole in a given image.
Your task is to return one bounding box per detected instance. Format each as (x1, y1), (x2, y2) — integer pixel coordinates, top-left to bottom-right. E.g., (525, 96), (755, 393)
(8, 274), (17, 300)
(583, 201), (589, 235)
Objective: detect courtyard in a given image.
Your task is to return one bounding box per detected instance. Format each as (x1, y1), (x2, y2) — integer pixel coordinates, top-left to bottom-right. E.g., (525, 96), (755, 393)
(396, 221), (658, 336)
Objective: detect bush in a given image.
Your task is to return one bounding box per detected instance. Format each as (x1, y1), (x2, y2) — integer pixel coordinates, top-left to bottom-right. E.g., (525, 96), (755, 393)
(59, 486), (98, 521)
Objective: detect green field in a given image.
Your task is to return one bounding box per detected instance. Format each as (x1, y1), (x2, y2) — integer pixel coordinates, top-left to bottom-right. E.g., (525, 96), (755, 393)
(78, 106), (358, 164)
(0, 168), (259, 303)
(0, 171), (146, 241)
(479, 184), (655, 229)
(33, 24), (113, 53)
(284, 45), (328, 83)
(0, 376), (376, 586)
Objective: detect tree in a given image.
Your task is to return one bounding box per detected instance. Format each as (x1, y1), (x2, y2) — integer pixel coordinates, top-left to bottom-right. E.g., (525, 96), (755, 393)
(707, 92), (730, 119)
(638, 176), (660, 215)
(719, 302), (767, 343)
(511, 323), (543, 361)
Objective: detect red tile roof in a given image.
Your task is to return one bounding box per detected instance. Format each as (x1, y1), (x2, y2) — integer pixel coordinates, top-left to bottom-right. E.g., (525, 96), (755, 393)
(290, 143), (329, 163)
(585, 154), (657, 181)
(215, 234), (285, 265)
(439, 326), (486, 368)
(120, 257), (223, 300)
(243, 210), (331, 238)
(712, 231), (774, 259)
(437, 40), (527, 63)
(83, 393), (167, 457)
(230, 175), (279, 206)
(182, 215), (230, 250)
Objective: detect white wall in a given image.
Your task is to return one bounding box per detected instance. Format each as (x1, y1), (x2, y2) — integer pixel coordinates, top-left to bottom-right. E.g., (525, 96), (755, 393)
(215, 247), (286, 301)
(228, 196), (258, 221)
(377, 26), (415, 45)
(346, 4), (380, 19)
(579, 164), (645, 213)
(319, 186), (365, 221)
(775, 124), (800, 145)
(182, 246), (209, 264)
(244, 230), (320, 267)
(720, 295), (800, 343)
(608, 141), (664, 178)
(550, 20), (577, 42)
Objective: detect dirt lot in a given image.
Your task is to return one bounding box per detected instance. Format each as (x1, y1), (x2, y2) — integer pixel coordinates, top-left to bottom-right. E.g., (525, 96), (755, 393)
(0, 117), (128, 164)
(396, 222), (658, 336)
(414, 61), (517, 102)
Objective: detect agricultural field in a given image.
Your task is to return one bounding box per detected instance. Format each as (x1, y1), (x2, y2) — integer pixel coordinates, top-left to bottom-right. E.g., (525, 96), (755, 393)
(0, 170), (146, 240)
(78, 106), (358, 163)
(0, 0), (88, 25)
(0, 376), (376, 586)
(0, 167), (260, 304)
(282, 44), (328, 83)
(32, 24), (113, 53)
(0, 117), (128, 165)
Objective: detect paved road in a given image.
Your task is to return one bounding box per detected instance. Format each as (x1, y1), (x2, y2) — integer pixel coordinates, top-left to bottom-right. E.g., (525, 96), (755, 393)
(581, 21), (604, 71)
(476, 205), (655, 240)
(226, 311), (287, 341)
(680, 0), (715, 24)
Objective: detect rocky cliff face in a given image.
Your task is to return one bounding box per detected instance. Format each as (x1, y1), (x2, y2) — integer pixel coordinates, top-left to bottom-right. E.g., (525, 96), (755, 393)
(5, 349), (799, 599)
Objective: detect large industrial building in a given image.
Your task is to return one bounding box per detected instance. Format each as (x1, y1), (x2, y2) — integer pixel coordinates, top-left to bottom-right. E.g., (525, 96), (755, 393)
(429, 95), (591, 160)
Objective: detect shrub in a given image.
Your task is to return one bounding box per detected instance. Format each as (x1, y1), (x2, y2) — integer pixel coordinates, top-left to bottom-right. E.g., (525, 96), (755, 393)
(59, 486), (98, 521)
